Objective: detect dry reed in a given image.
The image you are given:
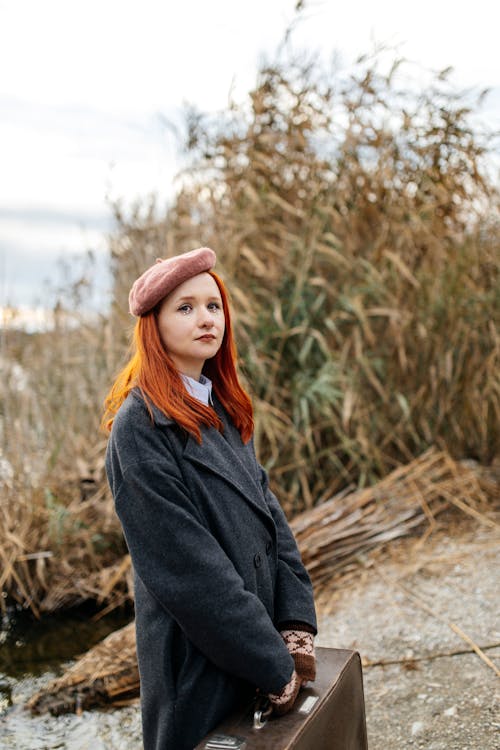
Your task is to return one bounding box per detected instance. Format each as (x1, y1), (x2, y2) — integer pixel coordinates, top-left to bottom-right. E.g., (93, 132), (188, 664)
(290, 449), (498, 606)
(27, 620), (139, 715)
(109, 53), (499, 511)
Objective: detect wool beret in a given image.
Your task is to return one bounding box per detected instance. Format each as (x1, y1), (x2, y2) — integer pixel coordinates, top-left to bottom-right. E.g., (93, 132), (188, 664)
(128, 247), (216, 316)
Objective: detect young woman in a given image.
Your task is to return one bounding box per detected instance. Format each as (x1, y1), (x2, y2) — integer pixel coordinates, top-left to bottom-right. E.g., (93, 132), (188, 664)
(103, 247), (317, 750)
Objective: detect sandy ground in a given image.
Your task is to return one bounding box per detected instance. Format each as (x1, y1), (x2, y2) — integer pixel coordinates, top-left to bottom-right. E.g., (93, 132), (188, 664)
(317, 514), (500, 750)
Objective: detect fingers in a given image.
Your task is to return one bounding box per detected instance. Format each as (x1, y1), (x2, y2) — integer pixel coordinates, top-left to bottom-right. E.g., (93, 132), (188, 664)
(268, 669), (301, 716)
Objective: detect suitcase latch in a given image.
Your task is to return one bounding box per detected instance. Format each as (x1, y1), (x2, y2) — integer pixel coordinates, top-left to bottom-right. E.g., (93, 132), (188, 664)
(204, 734), (247, 749)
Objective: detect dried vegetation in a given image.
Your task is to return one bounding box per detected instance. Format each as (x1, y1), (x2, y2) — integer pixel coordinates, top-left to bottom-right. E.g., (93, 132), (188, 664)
(1, 51), (499, 618)
(26, 448), (499, 713)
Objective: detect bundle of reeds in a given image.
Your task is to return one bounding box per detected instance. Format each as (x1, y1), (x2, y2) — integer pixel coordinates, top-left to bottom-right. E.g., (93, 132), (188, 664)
(290, 449), (498, 606)
(25, 449), (498, 714)
(26, 619), (139, 715)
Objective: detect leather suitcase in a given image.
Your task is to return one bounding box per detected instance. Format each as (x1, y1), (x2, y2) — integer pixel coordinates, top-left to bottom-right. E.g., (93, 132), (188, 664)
(195, 647), (368, 749)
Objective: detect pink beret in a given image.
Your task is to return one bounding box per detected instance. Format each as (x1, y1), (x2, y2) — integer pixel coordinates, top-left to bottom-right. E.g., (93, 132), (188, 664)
(128, 247), (216, 316)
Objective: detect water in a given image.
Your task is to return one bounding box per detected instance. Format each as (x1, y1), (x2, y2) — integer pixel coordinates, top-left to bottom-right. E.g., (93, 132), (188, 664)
(0, 607), (142, 749)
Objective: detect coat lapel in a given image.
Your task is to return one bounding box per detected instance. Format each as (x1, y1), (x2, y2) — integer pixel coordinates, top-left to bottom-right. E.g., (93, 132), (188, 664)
(183, 424), (273, 527)
(136, 387), (274, 527)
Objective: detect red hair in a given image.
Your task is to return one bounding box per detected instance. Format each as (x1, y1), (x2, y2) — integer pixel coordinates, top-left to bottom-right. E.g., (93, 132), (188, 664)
(102, 272), (254, 443)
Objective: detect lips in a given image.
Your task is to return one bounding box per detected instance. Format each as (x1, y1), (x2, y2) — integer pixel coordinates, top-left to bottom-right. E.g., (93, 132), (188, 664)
(196, 334), (216, 341)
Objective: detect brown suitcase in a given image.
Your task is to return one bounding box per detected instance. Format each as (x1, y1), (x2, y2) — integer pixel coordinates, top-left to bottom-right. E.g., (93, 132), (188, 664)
(195, 647), (368, 749)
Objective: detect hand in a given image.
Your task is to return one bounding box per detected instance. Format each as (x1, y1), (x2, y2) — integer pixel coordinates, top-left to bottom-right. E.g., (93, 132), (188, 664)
(280, 628), (316, 684)
(268, 669), (301, 716)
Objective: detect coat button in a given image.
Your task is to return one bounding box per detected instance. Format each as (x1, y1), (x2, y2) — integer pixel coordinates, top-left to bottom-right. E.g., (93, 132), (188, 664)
(265, 541), (272, 555)
(254, 553), (262, 568)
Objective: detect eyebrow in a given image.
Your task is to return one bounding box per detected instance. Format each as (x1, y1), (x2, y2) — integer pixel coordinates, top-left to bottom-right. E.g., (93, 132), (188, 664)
(174, 295), (222, 303)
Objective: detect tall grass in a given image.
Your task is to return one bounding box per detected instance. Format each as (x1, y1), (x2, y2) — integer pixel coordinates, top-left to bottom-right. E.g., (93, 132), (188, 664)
(110, 54), (499, 511)
(1, 52), (498, 613)
(1, 270), (128, 615)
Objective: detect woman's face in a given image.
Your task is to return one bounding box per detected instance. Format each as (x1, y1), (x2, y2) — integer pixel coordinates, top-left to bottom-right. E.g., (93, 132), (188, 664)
(157, 272), (225, 379)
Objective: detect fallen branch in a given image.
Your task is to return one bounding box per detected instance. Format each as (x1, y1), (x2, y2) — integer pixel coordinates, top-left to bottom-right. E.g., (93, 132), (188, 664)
(363, 642), (500, 668)
(376, 570), (500, 678)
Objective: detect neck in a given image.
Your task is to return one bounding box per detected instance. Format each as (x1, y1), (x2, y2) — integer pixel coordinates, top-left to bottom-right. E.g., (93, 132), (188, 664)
(180, 368), (202, 381)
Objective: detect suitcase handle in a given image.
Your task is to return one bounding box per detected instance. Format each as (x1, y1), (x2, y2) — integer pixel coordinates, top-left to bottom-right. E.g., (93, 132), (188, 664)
(253, 697), (273, 730)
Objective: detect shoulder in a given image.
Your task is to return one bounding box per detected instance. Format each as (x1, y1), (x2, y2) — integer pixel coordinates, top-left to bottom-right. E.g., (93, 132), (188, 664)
(112, 388), (149, 426)
(115, 388), (175, 429)
(108, 389), (179, 466)
(111, 389), (151, 441)
(105, 390), (191, 500)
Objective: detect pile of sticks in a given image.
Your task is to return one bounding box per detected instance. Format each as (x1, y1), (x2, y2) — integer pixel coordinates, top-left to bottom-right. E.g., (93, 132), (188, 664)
(27, 619), (139, 715)
(291, 448), (497, 606)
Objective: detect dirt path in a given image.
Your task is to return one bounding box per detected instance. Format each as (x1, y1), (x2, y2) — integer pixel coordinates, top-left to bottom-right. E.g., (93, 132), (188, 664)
(317, 515), (500, 749)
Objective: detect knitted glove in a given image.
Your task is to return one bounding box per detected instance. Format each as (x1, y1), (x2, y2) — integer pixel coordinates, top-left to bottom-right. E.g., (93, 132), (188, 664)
(280, 628), (316, 684)
(268, 669), (301, 716)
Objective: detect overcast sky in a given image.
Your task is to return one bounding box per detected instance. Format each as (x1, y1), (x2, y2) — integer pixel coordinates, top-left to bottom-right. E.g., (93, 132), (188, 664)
(1, 0), (499, 312)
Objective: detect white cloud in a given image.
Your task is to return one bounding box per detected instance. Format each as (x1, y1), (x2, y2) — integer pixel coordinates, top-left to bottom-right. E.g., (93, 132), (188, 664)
(0, 0), (295, 112)
(0, 0), (499, 309)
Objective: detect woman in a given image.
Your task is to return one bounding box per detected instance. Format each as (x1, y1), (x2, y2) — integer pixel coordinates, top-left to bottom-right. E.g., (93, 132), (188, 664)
(103, 247), (317, 750)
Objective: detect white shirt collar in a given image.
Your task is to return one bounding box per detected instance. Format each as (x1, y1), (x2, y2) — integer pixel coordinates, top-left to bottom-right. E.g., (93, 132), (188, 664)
(181, 373), (213, 405)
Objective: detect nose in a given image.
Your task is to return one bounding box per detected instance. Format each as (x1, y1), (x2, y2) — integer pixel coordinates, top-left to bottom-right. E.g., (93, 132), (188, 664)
(198, 308), (214, 328)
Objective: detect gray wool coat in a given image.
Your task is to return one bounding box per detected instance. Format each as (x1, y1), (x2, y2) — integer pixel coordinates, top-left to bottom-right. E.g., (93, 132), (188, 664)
(105, 389), (317, 750)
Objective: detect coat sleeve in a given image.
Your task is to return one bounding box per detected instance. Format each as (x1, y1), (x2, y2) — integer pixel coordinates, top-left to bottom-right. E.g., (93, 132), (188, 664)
(259, 466), (318, 633)
(110, 444), (294, 695)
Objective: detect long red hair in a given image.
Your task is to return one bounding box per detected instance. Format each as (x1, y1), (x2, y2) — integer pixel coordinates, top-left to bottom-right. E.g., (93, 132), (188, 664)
(102, 272), (254, 443)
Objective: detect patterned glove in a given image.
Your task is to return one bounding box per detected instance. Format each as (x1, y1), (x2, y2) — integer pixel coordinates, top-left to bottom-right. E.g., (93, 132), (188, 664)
(268, 669), (301, 716)
(280, 627), (316, 684)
